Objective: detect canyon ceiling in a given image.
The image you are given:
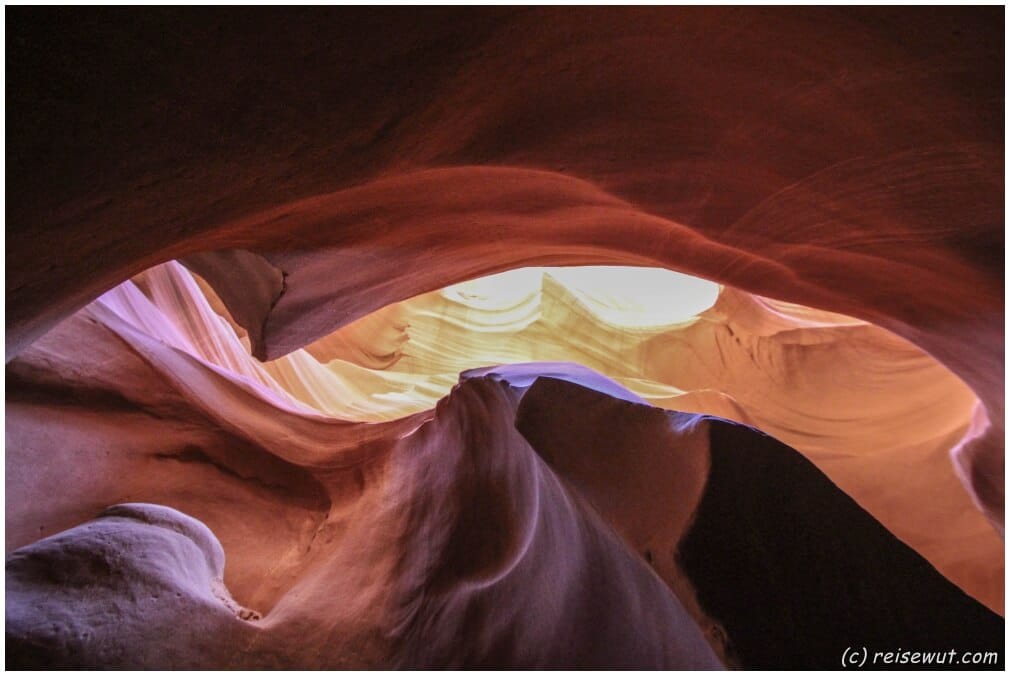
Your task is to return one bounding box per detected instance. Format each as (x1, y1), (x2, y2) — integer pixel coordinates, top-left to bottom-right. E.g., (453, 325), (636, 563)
(5, 6), (1005, 670)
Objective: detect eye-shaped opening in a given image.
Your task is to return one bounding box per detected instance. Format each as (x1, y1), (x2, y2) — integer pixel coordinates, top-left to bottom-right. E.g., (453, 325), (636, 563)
(47, 257), (988, 610)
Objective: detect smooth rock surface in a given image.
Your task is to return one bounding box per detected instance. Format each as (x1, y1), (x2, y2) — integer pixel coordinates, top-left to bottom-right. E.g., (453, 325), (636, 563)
(6, 7), (1003, 532)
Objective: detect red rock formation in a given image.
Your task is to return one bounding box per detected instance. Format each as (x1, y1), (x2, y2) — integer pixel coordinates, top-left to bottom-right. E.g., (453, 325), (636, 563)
(7, 366), (1003, 668)
(5, 6), (1004, 669)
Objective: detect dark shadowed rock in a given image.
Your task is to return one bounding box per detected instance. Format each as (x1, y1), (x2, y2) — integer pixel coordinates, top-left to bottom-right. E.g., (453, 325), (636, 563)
(678, 420), (1004, 669)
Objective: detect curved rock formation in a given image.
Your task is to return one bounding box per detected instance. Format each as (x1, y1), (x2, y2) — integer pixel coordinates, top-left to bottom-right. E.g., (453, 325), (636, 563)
(7, 7), (1003, 533)
(24, 260), (994, 610)
(6, 504), (261, 668)
(7, 371), (1003, 668)
(8, 370), (728, 669)
(5, 6), (1004, 669)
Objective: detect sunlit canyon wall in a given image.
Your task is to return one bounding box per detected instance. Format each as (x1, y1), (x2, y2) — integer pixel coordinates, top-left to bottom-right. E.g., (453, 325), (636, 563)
(6, 7), (1004, 669)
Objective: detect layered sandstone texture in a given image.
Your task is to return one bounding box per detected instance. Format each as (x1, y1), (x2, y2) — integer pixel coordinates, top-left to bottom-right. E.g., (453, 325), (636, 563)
(5, 6), (1005, 669)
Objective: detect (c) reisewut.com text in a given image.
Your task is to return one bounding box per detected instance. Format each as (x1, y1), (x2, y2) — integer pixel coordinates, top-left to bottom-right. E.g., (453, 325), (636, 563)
(842, 646), (1001, 668)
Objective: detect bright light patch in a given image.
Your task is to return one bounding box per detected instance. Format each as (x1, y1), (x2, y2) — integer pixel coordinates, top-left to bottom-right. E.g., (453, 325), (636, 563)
(444, 266), (720, 328)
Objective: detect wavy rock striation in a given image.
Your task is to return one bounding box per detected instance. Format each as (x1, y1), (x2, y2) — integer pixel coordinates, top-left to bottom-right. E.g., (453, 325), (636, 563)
(6, 8), (1003, 535)
(5, 6), (1004, 669)
(7, 371), (1002, 668)
(15, 260), (994, 609)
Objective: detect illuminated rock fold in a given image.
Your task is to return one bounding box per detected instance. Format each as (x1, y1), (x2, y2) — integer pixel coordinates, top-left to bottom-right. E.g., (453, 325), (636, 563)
(5, 7), (1004, 670)
(6, 260), (1003, 615)
(7, 372), (1002, 668)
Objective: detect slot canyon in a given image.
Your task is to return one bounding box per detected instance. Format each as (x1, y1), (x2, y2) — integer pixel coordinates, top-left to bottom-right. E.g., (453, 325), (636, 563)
(5, 6), (1005, 670)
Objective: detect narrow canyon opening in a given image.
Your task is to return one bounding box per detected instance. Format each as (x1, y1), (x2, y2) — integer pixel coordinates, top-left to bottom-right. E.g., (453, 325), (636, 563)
(8, 259), (998, 615)
(7, 7), (1003, 669)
